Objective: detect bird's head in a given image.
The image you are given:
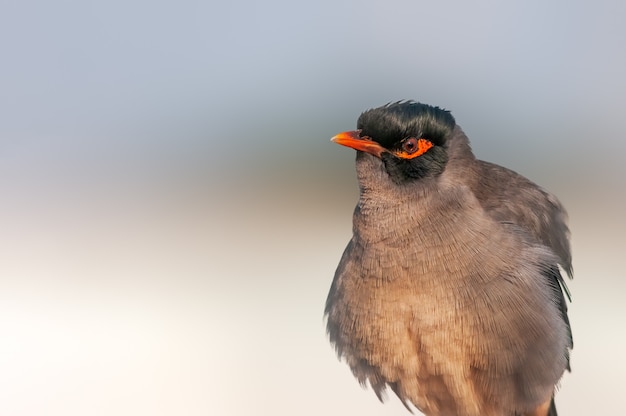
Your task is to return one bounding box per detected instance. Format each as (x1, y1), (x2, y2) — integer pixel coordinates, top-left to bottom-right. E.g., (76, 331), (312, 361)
(332, 101), (456, 185)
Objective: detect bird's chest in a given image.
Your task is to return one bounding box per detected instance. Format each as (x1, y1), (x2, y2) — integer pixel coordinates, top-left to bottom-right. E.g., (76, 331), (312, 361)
(330, 235), (476, 367)
(328, 238), (493, 415)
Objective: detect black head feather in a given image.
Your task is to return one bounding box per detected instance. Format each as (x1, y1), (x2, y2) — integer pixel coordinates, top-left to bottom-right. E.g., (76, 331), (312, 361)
(357, 101), (456, 183)
(357, 101), (455, 148)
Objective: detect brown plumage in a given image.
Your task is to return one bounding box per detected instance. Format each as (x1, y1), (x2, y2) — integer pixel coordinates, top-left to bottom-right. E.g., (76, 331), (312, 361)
(325, 101), (572, 416)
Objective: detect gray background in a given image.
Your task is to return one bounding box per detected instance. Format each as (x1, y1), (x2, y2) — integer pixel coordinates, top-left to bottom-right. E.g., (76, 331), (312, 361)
(1, 0), (624, 415)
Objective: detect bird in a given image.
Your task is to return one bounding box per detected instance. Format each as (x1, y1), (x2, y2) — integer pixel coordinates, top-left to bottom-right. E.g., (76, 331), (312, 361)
(325, 101), (572, 416)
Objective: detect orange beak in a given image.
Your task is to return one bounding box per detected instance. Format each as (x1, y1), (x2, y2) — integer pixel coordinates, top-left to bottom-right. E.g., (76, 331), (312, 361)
(330, 130), (386, 158)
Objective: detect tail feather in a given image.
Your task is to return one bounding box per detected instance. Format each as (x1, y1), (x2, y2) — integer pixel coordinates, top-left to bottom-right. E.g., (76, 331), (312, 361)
(547, 397), (558, 416)
(521, 397), (558, 416)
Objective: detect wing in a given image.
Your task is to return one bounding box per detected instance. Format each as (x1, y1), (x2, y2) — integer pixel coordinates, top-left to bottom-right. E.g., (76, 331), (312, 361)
(470, 160), (572, 278)
(545, 264), (573, 369)
(468, 160), (573, 368)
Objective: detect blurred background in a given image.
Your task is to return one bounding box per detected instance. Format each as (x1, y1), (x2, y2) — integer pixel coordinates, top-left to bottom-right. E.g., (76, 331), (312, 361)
(0, 0), (624, 415)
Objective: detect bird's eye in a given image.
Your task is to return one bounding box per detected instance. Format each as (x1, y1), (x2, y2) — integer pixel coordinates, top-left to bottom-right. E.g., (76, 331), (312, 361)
(396, 137), (434, 159)
(402, 138), (419, 154)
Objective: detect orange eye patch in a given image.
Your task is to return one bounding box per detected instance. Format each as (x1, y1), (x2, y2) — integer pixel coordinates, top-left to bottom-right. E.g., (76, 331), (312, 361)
(394, 138), (434, 159)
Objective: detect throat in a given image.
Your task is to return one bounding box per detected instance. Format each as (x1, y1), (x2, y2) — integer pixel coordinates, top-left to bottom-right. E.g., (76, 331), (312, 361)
(353, 179), (440, 243)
